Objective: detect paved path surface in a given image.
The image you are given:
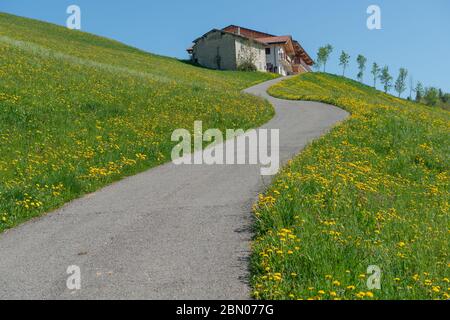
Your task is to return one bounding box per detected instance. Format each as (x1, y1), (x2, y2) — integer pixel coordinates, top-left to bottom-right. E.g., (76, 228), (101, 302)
(0, 77), (348, 300)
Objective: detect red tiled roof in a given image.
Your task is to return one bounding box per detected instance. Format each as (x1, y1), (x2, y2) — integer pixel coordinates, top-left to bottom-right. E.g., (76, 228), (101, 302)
(256, 36), (292, 44)
(222, 25), (275, 39)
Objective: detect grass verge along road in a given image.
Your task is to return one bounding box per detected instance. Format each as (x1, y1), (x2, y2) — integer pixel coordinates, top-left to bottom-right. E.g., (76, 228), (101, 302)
(251, 73), (449, 300)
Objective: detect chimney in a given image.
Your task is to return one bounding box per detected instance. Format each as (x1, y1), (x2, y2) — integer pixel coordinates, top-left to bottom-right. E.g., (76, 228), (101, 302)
(237, 27), (241, 35)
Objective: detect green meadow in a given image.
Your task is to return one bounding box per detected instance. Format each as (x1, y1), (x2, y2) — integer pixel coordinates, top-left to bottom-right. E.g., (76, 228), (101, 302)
(1, 12), (448, 301)
(0, 12), (277, 232)
(251, 73), (449, 300)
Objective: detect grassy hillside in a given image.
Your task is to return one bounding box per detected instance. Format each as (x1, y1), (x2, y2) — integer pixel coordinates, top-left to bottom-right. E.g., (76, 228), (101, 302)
(0, 13), (277, 232)
(251, 73), (450, 300)
(439, 101), (450, 112)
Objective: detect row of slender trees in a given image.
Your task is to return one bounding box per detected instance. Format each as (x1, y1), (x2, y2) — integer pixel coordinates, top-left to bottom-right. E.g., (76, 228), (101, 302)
(315, 44), (448, 106)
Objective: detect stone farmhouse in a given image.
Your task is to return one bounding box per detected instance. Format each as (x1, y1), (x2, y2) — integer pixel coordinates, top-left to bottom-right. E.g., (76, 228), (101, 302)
(187, 25), (314, 76)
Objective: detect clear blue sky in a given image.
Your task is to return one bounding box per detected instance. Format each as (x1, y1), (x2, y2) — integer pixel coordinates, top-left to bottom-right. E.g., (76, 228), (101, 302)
(1, 0), (449, 92)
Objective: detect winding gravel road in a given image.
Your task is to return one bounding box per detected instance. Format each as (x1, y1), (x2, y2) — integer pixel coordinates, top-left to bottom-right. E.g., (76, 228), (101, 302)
(0, 77), (348, 300)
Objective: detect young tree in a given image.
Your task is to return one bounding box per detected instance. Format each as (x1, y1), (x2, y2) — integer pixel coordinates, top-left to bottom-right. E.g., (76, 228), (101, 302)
(339, 51), (351, 76)
(415, 82), (424, 102)
(409, 76), (414, 100)
(424, 87), (439, 106)
(438, 89), (444, 102)
(443, 93), (450, 103)
(394, 68), (408, 98)
(316, 44), (333, 72)
(313, 62), (321, 71)
(371, 63), (381, 88)
(380, 66), (393, 93)
(356, 54), (367, 83)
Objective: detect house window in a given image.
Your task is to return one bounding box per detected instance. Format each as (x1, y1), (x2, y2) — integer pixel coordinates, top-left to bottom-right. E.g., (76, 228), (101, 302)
(265, 48), (271, 55)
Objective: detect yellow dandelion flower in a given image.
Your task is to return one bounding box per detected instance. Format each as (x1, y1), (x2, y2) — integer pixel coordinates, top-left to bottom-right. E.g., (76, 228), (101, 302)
(332, 280), (341, 286)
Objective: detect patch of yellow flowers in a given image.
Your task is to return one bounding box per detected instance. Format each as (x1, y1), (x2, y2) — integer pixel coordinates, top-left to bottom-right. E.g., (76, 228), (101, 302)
(0, 13), (277, 232)
(252, 73), (449, 300)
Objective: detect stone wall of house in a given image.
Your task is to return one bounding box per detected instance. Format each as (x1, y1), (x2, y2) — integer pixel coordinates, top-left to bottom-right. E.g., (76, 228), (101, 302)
(235, 38), (266, 72)
(192, 31), (237, 70)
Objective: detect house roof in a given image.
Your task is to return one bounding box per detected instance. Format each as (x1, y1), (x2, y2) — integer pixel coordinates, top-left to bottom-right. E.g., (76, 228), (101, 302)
(222, 25), (276, 38)
(192, 29), (264, 47)
(255, 36), (292, 44)
(223, 25), (314, 65)
(256, 36), (296, 56)
(293, 40), (314, 65)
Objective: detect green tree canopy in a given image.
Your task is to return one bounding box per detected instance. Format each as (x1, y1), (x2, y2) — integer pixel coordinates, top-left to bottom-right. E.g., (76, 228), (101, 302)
(316, 44), (333, 72)
(394, 68), (408, 98)
(424, 87), (439, 106)
(356, 54), (367, 83)
(339, 51), (351, 76)
(380, 66), (393, 93)
(415, 82), (424, 102)
(371, 62), (381, 88)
